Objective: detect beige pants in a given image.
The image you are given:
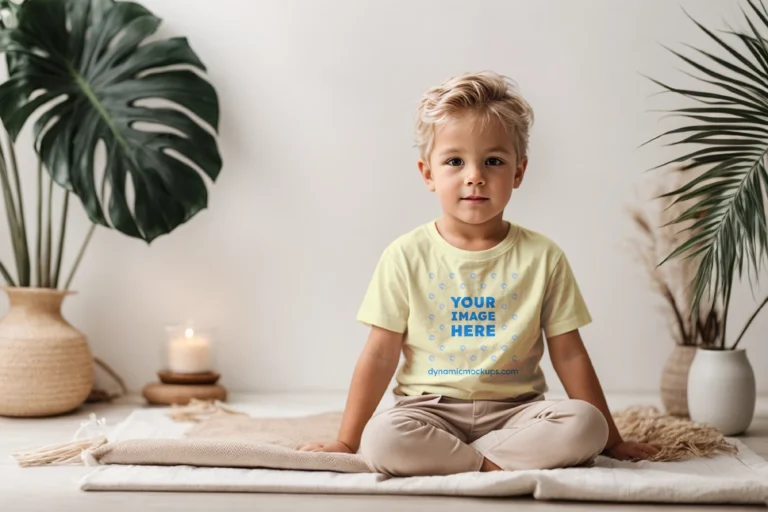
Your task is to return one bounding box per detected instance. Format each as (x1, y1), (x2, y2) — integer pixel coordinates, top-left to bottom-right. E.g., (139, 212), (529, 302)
(359, 393), (609, 477)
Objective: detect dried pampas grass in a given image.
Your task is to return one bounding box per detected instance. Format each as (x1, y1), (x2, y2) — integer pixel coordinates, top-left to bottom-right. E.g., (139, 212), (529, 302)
(627, 169), (723, 347)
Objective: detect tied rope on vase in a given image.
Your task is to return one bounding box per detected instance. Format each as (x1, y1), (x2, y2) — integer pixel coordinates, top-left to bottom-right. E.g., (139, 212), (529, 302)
(85, 357), (129, 403)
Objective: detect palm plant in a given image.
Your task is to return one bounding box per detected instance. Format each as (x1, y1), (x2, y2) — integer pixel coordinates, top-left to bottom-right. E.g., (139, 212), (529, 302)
(0, 0), (221, 290)
(646, 0), (768, 350)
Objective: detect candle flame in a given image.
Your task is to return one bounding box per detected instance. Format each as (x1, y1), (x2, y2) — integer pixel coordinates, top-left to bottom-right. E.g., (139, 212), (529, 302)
(184, 328), (194, 338)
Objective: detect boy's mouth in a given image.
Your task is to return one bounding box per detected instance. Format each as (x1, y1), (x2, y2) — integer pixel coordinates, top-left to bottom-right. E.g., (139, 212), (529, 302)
(462, 195), (489, 203)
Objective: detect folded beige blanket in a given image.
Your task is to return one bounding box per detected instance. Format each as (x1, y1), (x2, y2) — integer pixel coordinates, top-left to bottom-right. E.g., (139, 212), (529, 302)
(92, 410), (371, 473)
(13, 402), (738, 472)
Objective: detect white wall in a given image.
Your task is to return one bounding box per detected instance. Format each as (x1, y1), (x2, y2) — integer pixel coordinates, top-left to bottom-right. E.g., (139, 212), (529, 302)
(1, 0), (765, 395)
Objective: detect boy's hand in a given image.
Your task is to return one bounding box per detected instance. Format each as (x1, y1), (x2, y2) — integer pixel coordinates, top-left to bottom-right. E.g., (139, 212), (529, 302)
(298, 440), (355, 454)
(604, 441), (660, 461)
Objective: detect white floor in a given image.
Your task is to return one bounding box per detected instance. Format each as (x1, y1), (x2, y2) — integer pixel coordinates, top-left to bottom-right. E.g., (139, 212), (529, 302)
(2, 391), (768, 511)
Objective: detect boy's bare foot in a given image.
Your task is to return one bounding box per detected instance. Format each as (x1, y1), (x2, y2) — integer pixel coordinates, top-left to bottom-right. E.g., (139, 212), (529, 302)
(480, 457), (502, 472)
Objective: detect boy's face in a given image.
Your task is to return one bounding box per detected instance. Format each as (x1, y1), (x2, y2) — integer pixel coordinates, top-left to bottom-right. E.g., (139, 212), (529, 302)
(418, 111), (527, 227)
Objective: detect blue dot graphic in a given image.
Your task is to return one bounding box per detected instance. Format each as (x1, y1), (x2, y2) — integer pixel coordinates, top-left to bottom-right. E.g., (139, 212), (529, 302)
(450, 355), (455, 361)
(460, 345), (466, 351)
(512, 314), (518, 320)
(491, 272), (497, 278)
(512, 355), (518, 361)
(501, 345), (508, 351)
(429, 355), (435, 361)
(501, 283), (507, 289)
(429, 314), (435, 320)
(429, 273), (435, 279)
(512, 273), (519, 279)
(439, 345), (445, 351)
(460, 283), (466, 289)
(481, 345), (487, 351)
(501, 304), (508, 310)
(512, 334), (519, 341)
(439, 303), (446, 310)
(439, 283), (445, 289)
(491, 355), (497, 362)
(439, 324), (445, 331)
(429, 293), (435, 300)
(481, 283), (487, 289)
(501, 324), (508, 330)
(449, 273), (455, 279)
(470, 355), (477, 362)
(512, 293), (518, 300)
(429, 334), (435, 341)
(470, 272), (476, 279)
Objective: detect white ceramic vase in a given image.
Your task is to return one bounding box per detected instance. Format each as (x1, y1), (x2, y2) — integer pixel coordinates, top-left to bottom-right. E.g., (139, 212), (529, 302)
(687, 347), (756, 436)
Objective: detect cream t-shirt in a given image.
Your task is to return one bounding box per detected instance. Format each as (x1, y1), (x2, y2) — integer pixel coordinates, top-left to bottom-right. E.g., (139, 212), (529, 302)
(356, 219), (592, 400)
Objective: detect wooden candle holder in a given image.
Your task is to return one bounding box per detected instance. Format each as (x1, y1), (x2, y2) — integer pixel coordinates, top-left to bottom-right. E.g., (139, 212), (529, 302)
(142, 371), (227, 406)
(158, 370), (220, 385)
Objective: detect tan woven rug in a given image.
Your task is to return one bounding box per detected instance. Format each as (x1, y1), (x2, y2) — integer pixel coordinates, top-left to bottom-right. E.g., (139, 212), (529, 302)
(13, 401), (738, 472)
(13, 400), (767, 503)
(182, 403), (737, 463)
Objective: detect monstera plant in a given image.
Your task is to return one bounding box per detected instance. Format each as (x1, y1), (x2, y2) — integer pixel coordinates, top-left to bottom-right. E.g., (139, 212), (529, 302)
(0, 0), (222, 289)
(0, 0), (223, 418)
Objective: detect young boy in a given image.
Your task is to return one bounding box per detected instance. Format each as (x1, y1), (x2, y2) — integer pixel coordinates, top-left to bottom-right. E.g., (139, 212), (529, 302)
(300, 71), (659, 476)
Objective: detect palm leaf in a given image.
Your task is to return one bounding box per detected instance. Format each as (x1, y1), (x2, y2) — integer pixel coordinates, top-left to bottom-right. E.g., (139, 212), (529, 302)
(647, 0), (768, 318)
(0, 0), (222, 243)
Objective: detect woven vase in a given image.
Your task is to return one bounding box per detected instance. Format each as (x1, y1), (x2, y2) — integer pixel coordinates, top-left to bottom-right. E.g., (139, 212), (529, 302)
(0, 287), (93, 417)
(660, 344), (697, 418)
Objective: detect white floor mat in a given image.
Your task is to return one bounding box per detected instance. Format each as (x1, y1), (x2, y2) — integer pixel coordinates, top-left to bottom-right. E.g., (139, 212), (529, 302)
(79, 406), (768, 505)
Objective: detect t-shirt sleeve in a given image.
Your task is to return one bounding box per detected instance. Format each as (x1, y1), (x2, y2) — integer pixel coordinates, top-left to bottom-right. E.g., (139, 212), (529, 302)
(356, 246), (409, 333)
(541, 251), (592, 338)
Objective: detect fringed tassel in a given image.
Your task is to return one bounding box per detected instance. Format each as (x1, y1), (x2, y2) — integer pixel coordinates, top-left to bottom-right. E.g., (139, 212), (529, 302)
(11, 436), (108, 467)
(168, 398), (247, 422)
(10, 400), (247, 468)
(613, 405), (738, 462)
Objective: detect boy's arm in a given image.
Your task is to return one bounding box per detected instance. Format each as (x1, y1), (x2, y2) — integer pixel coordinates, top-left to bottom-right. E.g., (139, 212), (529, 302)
(336, 325), (404, 452)
(546, 329), (622, 450)
(547, 329), (660, 460)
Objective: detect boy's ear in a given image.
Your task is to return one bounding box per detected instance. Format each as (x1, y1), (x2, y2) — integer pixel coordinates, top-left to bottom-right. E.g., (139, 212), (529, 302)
(514, 157), (528, 189)
(418, 159), (436, 192)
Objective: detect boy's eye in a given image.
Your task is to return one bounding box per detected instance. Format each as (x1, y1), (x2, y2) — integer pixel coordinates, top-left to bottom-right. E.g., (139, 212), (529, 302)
(446, 158), (463, 166)
(487, 157), (504, 166)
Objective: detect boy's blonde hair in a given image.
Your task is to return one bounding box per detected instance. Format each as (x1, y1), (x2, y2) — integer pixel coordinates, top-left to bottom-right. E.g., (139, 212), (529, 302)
(415, 71), (534, 165)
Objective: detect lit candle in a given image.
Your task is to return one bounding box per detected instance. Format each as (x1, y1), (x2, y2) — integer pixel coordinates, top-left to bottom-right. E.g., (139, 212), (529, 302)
(167, 327), (211, 373)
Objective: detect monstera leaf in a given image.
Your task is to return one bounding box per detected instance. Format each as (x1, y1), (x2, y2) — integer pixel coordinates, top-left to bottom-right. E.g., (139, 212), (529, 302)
(0, 0), (222, 243)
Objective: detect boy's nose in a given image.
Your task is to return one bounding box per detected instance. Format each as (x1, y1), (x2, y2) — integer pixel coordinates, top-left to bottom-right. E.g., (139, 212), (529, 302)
(464, 168), (485, 186)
